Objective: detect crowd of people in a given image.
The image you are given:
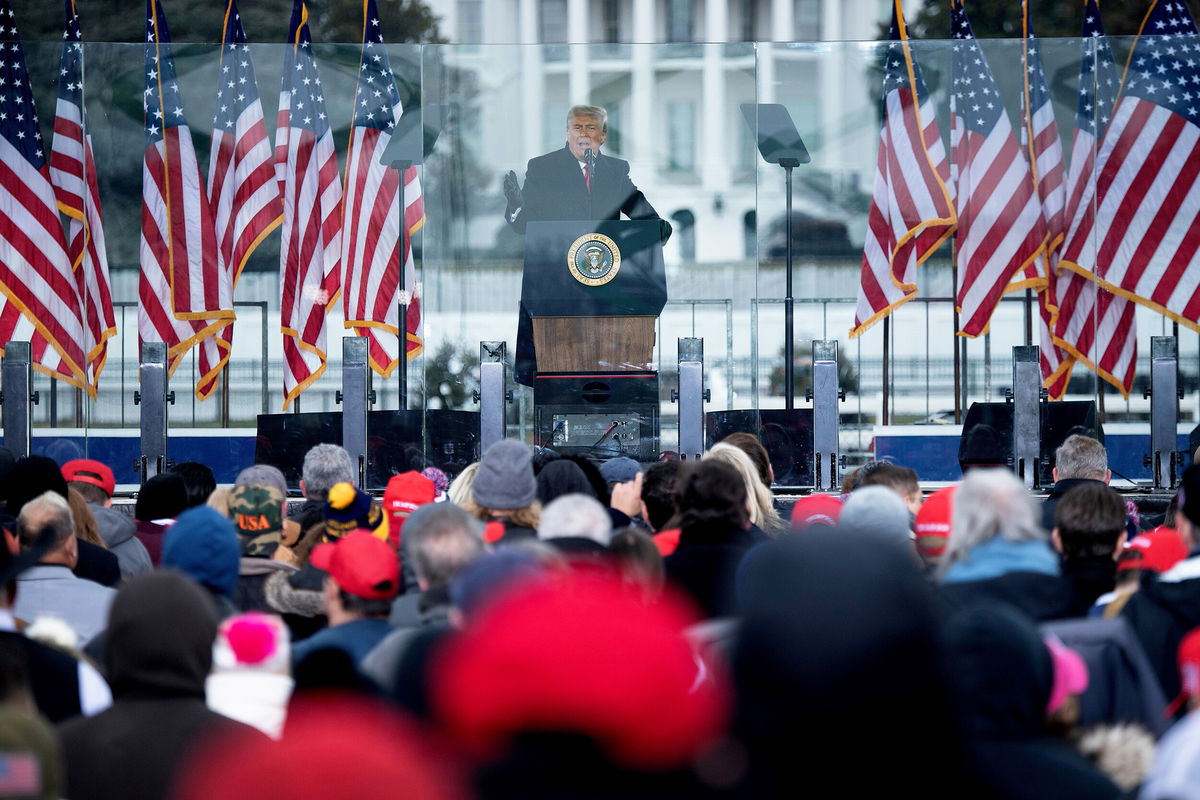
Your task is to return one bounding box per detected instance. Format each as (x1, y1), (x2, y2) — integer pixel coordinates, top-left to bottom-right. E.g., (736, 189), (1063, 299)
(4, 432), (1200, 798)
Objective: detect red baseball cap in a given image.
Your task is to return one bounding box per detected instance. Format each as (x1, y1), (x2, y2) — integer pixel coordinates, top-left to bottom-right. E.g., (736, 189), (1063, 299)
(310, 530), (399, 600)
(1166, 627), (1200, 717)
(62, 458), (115, 498)
(382, 471), (436, 549)
(1118, 526), (1189, 574)
(915, 485), (957, 559)
(790, 494), (843, 530)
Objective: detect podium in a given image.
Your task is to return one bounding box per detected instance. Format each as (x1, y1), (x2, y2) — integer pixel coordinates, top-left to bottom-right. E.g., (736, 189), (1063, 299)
(523, 220), (667, 460)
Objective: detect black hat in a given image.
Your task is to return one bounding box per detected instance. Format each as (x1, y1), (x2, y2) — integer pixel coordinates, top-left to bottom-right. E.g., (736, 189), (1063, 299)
(1179, 464), (1200, 528)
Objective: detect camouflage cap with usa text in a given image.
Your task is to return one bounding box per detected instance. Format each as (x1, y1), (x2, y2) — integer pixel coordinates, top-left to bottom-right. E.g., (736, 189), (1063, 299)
(228, 483), (285, 558)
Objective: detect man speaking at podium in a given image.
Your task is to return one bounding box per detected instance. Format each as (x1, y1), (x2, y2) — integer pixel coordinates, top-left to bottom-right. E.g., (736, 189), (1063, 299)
(503, 105), (671, 386)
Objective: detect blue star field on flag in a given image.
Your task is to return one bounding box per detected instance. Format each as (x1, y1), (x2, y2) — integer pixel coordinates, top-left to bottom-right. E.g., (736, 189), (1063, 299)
(0, 0), (45, 168)
(353, 7), (402, 133)
(144, 0), (187, 146)
(951, 1), (1007, 137)
(1123, 1), (1200, 128)
(213, 6), (261, 134)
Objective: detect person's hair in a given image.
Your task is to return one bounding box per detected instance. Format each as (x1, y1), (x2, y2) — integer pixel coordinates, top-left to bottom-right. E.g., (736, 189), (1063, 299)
(1054, 434), (1108, 481)
(447, 463), (480, 507)
(337, 590), (392, 619)
(858, 463), (920, 501)
(17, 492), (75, 551)
(172, 462), (216, 508)
(940, 468), (1044, 575)
(704, 443), (781, 532)
(408, 503), (487, 587)
(538, 493), (613, 546)
(67, 489), (105, 549)
(567, 104), (607, 133)
(1055, 482), (1127, 560)
(610, 527), (664, 595)
(67, 479), (110, 506)
(207, 486), (232, 518)
(462, 497), (542, 530)
(721, 432), (772, 487)
(675, 460), (749, 533)
(641, 460), (682, 531)
(302, 444), (355, 500)
(134, 472), (189, 522)
(841, 465), (864, 495)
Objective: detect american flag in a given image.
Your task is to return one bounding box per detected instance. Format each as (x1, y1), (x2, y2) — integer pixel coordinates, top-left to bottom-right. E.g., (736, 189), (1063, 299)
(49, 0), (116, 397)
(207, 0), (282, 399)
(950, 0), (1048, 338)
(850, 0), (954, 339)
(276, 0), (342, 409)
(0, 752), (41, 795)
(0, 0), (87, 389)
(1019, 3), (1070, 398)
(342, 0), (426, 374)
(140, 0), (232, 397)
(1054, 0), (1137, 397)
(1060, 1), (1200, 378)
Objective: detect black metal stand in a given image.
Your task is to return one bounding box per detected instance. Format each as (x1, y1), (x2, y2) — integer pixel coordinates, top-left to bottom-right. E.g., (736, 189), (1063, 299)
(380, 103), (445, 411)
(741, 103), (809, 409)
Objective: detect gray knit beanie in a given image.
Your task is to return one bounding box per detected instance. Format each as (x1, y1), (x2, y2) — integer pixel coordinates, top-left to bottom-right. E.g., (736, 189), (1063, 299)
(472, 440), (537, 510)
(838, 485), (913, 545)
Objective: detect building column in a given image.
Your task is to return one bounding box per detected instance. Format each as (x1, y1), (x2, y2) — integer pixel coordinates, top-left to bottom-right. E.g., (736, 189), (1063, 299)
(702, 0), (730, 191)
(568, 0), (590, 102)
(631, 0), (655, 172)
(771, 0), (793, 41)
(520, 0), (545, 157)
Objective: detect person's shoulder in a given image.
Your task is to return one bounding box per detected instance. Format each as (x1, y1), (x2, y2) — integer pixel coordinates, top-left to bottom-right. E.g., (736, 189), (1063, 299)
(527, 147), (569, 171)
(599, 152), (631, 173)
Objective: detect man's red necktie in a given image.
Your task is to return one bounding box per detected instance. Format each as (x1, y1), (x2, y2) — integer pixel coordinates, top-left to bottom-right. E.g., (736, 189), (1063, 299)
(584, 164), (591, 192)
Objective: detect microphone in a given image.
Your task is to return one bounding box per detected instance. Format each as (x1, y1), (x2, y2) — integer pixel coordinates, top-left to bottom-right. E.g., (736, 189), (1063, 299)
(584, 148), (597, 168)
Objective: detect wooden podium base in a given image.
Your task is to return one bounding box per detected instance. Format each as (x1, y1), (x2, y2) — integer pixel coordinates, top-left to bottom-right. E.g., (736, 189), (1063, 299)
(531, 316), (656, 373)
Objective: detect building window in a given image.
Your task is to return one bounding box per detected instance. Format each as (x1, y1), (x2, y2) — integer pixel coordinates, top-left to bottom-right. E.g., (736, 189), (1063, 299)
(793, 0), (821, 40)
(544, 103), (567, 151)
(743, 210), (757, 259)
(604, 103), (622, 155)
(666, 0), (692, 42)
(540, 0), (568, 42)
(740, 0), (759, 41)
(671, 209), (696, 261)
(666, 100), (695, 171)
(602, 0), (621, 42)
(457, 0), (482, 47)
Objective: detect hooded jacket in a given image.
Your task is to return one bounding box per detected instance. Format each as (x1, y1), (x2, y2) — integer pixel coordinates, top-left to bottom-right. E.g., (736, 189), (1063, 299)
(1120, 555), (1200, 701)
(58, 572), (262, 800)
(731, 531), (980, 799)
(945, 604), (1121, 800)
(90, 503), (153, 578)
(938, 538), (1074, 622)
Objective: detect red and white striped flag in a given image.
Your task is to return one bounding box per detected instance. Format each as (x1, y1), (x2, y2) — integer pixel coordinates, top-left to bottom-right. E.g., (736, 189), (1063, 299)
(276, 0), (342, 409)
(950, 0), (1048, 338)
(850, 0), (955, 338)
(0, 0), (87, 388)
(207, 0), (283, 399)
(1060, 1), (1200, 388)
(1019, 2), (1070, 398)
(342, 0), (425, 373)
(140, 0), (232, 397)
(1053, 0), (1137, 397)
(49, 0), (116, 397)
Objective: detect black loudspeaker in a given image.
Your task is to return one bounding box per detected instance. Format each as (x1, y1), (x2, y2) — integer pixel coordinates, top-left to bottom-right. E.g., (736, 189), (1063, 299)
(959, 401), (1101, 485)
(533, 373), (660, 462)
(705, 409), (814, 489)
(255, 410), (480, 491)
